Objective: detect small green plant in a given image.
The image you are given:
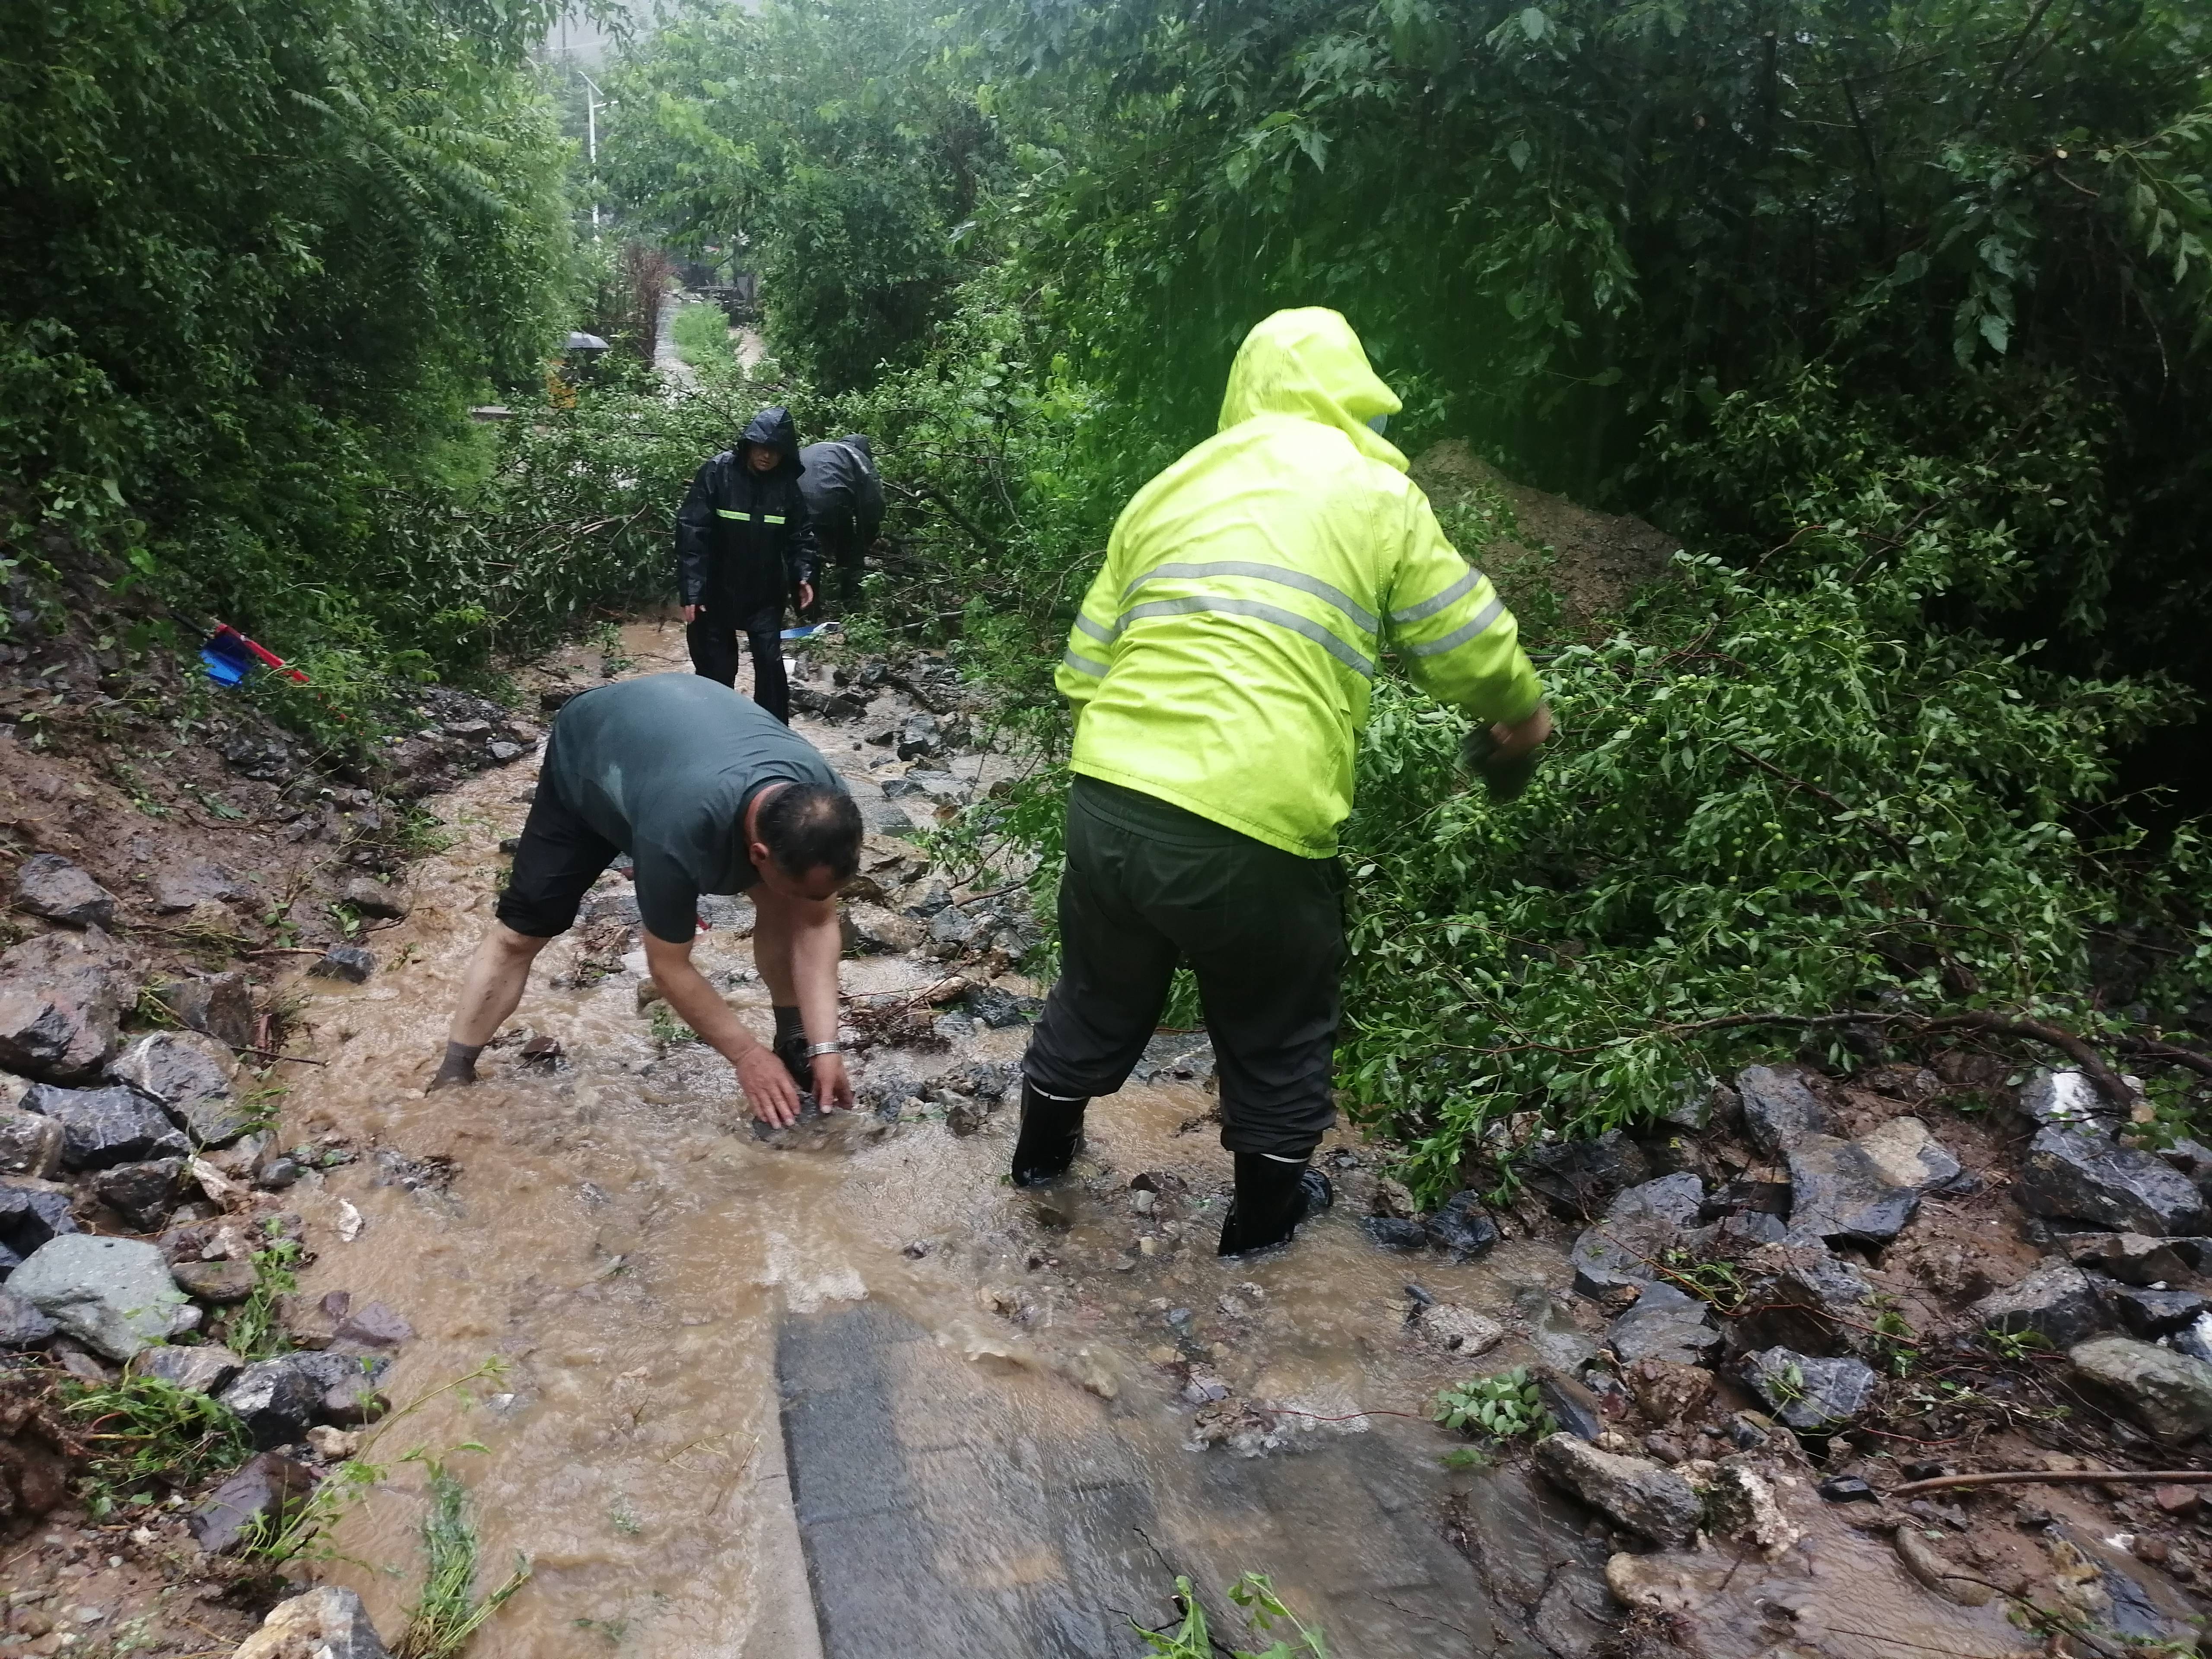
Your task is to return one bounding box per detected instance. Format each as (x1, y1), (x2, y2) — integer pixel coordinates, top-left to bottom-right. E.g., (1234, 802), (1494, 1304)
(669, 302), (734, 371)
(1659, 1252), (1750, 1312)
(226, 1233), (304, 1360)
(1134, 1573), (1330, 1659)
(1984, 1326), (2054, 1362)
(1433, 1367), (1554, 1443)
(647, 1001), (695, 1047)
(393, 1457), (533, 1659)
(1765, 1360), (1808, 1406)
(60, 1372), (252, 1512)
(608, 1501), (643, 1537)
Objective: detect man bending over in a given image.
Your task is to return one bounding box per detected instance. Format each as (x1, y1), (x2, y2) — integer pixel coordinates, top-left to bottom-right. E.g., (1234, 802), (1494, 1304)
(431, 674), (864, 1125)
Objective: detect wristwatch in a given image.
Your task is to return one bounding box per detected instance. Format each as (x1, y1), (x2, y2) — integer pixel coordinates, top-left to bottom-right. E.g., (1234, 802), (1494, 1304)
(806, 1041), (845, 1058)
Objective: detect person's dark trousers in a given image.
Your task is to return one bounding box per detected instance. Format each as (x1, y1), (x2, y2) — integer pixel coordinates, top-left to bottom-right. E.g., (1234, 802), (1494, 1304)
(1020, 776), (1346, 1164)
(814, 518), (864, 613)
(686, 604), (789, 724)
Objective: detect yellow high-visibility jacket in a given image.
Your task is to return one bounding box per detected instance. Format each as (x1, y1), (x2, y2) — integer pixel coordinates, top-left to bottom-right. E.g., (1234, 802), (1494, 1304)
(1058, 307), (1545, 859)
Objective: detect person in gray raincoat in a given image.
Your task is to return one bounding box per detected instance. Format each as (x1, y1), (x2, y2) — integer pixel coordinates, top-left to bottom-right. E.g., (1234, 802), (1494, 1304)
(796, 433), (885, 614)
(675, 406), (819, 722)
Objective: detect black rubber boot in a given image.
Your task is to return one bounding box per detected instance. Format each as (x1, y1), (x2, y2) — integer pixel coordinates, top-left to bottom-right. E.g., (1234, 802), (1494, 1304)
(1217, 1153), (1334, 1256)
(1010, 1081), (1088, 1186)
(774, 1032), (811, 1092)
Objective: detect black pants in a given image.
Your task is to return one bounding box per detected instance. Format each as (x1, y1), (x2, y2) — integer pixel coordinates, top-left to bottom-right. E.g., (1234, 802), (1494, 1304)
(495, 744), (618, 939)
(687, 604), (787, 724)
(1022, 777), (1345, 1159)
(817, 519), (865, 612)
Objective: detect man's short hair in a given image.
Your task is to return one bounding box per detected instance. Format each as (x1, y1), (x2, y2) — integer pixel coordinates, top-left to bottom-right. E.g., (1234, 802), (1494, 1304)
(755, 783), (864, 883)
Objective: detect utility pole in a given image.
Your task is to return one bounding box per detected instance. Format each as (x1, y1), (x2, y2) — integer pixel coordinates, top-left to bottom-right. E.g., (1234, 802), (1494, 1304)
(578, 69), (604, 236)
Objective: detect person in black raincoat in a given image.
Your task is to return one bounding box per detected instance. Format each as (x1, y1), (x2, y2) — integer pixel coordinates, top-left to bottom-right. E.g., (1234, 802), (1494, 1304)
(796, 433), (885, 614)
(675, 406), (820, 723)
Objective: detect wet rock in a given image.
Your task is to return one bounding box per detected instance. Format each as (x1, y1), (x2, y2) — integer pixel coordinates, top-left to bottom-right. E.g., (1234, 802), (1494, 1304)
(310, 944), (376, 984)
(148, 861), (251, 915)
(334, 1300), (413, 1350)
(841, 903), (924, 955)
(896, 712), (943, 761)
(2064, 1232), (2194, 1287)
(0, 1287), (56, 1346)
(171, 1257), (257, 1303)
(188, 1451), (319, 1553)
(1130, 1033), (1216, 1085)
(1661, 1077), (1739, 1134)
(964, 983), (1042, 1028)
(134, 1342), (241, 1394)
(337, 876), (408, 919)
(2071, 1335), (2212, 1441)
(1533, 1433), (1702, 1545)
(23, 1083), (188, 1170)
(16, 853), (116, 928)
(286, 1349), (393, 1423)
(1569, 1173), (1705, 1298)
(1427, 1190), (1502, 1259)
(1732, 1241), (1878, 1357)
(89, 1158), (185, 1230)
(1785, 1134), (1920, 1245)
(8, 1234), (189, 1359)
(2020, 1068), (2121, 1136)
(233, 1583), (389, 1659)
(0, 1109), (63, 1179)
(1855, 1116), (1969, 1194)
(219, 1358), (319, 1448)
(149, 969), (256, 1052)
(2108, 1284), (2208, 1338)
(1517, 1130), (1649, 1218)
(2019, 1126), (2207, 1236)
(1895, 1526), (1994, 1606)
(1363, 1216), (1429, 1251)
(1535, 1367), (1609, 1440)
(1967, 1259), (2108, 1350)
(1606, 1282), (1720, 1366)
(0, 927), (137, 1082)
(1706, 1463), (1802, 1558)
(1738, 1065), (1837, 1154)
(925, 905), (986, 958)
(1742, 1345), (1880, 1430)
(1411, 1301), (1505, 1358)
(0, 1179), (78, 1259)
(1624, 1357), (1714, 1427)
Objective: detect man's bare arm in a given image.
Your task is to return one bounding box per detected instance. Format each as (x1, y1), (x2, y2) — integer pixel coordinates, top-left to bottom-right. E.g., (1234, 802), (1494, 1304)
(753, 888), (854, 1111)
(641, 928), (804, 1125)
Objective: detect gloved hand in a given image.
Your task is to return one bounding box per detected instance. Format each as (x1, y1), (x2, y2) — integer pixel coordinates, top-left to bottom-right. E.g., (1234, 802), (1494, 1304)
(1461, 703), (1553, 802)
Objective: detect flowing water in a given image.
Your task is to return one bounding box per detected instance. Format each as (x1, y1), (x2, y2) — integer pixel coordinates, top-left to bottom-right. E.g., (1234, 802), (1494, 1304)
(275, 620), (1602, 1656)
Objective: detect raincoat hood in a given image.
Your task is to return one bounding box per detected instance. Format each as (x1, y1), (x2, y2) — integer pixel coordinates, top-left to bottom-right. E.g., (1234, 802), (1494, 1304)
(1216, 308), (1407, 471)
(837, 434), (873, 464)
(739, 406), (803, 473)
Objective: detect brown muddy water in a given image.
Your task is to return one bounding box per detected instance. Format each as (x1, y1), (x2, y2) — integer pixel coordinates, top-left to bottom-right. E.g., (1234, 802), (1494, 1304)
(268, 620), (1600, 1657)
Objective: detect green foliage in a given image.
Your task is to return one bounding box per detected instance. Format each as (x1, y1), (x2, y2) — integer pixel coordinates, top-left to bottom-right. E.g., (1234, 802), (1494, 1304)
(226, 1235), (305, 1361)
(1135, 1574), (1331, 1659)
(1433, 1367), (1553, 1442)
(670, 302), (736, 371)
(394, 1458), (533, 1659)
(60, 1373), (252, 1510)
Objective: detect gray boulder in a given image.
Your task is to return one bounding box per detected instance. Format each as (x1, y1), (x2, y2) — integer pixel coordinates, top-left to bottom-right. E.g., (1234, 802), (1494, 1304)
(219, 1357), (320, 1449)
(148, 861), (251, 915)
(133, 1342), (242, 1394)
(2107, 1284), (2209, 1338)
(2069, 1335), (2212, 1442)
(90, 1158), (186, 1230)
(310, 944), (376, 984)
(1786, 1134), (1921, 1245)
(338, 876), (408, 920)
(147, 969), (256, 1052)
(1967, 1259), (2107, 1350)
(0, 1179), (78, 1259)
(108, 1030), (250, 1146)
(2020, 1068), (2121, 1136)
(1738, 1065), (1837, 1154)
(0, 1109), (63, 1179)
(2019, 1126), (2208, 1236)
(170, 1257), (257, 1302)
(2175, 1313), (2212, 1367)
(1605, 1281), (1720, 1366)
(234, 1585), (389, 1659)
(896, 712), (943, 761)
(0, 1287), (56, 1346)
(0, 927), (136, 1082)
(841, 903), (923, 955)
(24, 1083), (188, 1170)
(7, 1233), (190, 1359)
(1854, 1116), (1968, 1194)
(1519, 1130), (1650, 1217)
(1732, 1242), (1878, 1357)
(1569, 1173), (1706, 1299)
(1533, 1433), (1703, 1545)
(16, 853), (116, 928)
(1742, 1345), (1880, 1430)
(188, 1451), (318, 1553)
(1427, 1191), (1503, 1258)
(2064, 1232), (2194, 1287)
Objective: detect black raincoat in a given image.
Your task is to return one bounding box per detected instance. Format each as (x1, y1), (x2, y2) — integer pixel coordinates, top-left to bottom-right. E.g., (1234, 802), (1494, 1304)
(797, 434), (885, 540)
(675, 407), (820, 616)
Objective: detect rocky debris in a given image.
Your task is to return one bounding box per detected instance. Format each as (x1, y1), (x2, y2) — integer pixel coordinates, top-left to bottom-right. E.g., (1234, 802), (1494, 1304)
(2069, 1336), (2212, 1442)
(0, 1180), (79, 1262)
(310, 944), (376, 983)
(24, 1083), (188, 1170)
(8, 1234), (190, 1359)
(1533, 1432), (1703, 1545)
(1411, 1300), (1505, 1358)
(16, 853), (118, 928)
(842, 903), (924, 955)
(1535, 1366), (1609, 1440)
(896, 712), (943, 760)
(89, 1157), (185, 1230)
(1705, 1463), (1801, 1558)
(233, 1584), (389, 1659)
(1624, 1357), (1715, 1428)
(1363, 1216), (1430, 1251)
(134, 1342), (242, 1393)
(2020, 1068), (2123, 1136)
(189, 1450), (319, 1552)
(1729, 1241), (1878, 1357)
(1854, 1115), (1969, 1194)
(0, 1286), (57, 1345)
(1518, 1130), (1649, 1217)
(1570, 1173), (1704, 1298)
(2065, 1231), (2196, 1287)
(964, 983), (1041, 1028)
(1606, 1282), (1720, 1366)
(171, 1257), (257, 1302)
(149, 969), (257, 1052)
(1741, 1345), (1879, 1430)
(331, 1297), (412, 1350)
(285, 1349), (394, 1422)
(2019, 1126), (2207, 1236)
(219, 1358), (320, 1449)
(1894, 1526), (1995, 1606)
(1427, 1190), (1502, 1258)
(1738, 1065), (1837, 1154)
(0, 926), (137, 1082)
(2108, 1284), (2208, 1337)
(148, 860), (253, 914)
(338, 875), (408, 919)
(1967, 1259), (2108, 1349)
(1785, 1133), (1921, 1245)
(0, 1108), (64, 1179)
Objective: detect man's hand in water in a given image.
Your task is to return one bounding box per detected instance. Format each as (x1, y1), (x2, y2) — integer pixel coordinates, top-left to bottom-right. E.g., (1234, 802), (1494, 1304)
(735, 1042), (804, 1127)
(812, 1052), (855, 1112)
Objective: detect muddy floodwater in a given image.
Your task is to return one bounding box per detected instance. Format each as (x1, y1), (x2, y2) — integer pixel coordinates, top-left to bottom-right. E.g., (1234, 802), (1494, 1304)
(273, 621), (1599, 1657)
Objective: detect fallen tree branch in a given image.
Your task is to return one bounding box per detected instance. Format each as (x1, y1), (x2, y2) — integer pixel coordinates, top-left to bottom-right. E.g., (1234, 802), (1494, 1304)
(1886, 1468), (2212, 1500)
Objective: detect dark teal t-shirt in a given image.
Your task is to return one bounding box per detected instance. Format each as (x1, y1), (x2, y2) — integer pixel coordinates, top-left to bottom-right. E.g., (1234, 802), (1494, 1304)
(546, 674), (842, 941)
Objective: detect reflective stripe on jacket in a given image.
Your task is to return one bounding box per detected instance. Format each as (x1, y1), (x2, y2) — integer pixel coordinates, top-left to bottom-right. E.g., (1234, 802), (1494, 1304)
(1057, 307), (1543, 859)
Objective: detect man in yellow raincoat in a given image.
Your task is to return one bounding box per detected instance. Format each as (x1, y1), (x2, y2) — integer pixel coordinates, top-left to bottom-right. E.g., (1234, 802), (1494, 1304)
(1011, 308), (1553, 1255)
